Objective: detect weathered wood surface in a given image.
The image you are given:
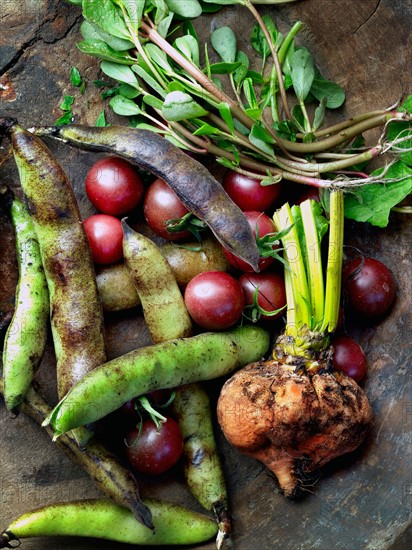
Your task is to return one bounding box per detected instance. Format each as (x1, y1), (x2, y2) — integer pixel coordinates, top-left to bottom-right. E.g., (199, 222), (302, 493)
(1, 1), (411, 549)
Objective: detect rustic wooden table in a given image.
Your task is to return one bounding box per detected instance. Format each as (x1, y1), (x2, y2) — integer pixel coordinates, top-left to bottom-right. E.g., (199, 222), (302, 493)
(1, 1), (411, 549)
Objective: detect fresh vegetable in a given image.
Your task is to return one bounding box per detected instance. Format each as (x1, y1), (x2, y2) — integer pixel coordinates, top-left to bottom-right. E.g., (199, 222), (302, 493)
(143, 177), (191, 240)
(83, 213), (124, 264)
(122, 220), (192, 342)
(85, 156), (144, 216)
(0, 498), (218, 547)
(223, 210), (279, 272)
(184, 271), (245, 330)
(172, 382), (231, 549)
(0, 118), (107, 403)
(32, 124), (260, 271)
(43, 325), (270, 436)
(0, 187), (49, 414)
(96, 262), (141, 311)
(125, 416), (184, 475)
(332, 336), (368, 383)
(239, 270), (286, 322)
(222, 170), (282, 212)
(217, 193), (373, 497)
(343, 257), (397, 318)
(0, 378), (153, 529)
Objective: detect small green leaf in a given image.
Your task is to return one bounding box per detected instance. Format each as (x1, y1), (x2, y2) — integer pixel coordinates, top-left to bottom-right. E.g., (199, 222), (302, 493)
(193, 122), (222, 136)
(162, 91), (209, 121)
(291, 48), (314, 102)
(132, 64), (167, 98)
(243, 77), (258, 109)
(249, 124), (275, 156)
(70, 66), (82, 87)
(218, 102), (235, 134)
(77, 39), (135, 64)
(101, 61), (139, 87)
(110, 94), (142, 116)
(142, 94), (164, 110)
(313, 97), (327, 131)
(343, 161), (412, 227)
(174, 35), (200, 67)
(233, 50), (249, 86)
(208, 61), (242, 74)
(211, 26), (237, 63)
(115, 0), (145, 35)
(292, 104), (306, 133)
(144, 43), (173, 72)
(55, 111), (73, 126)
(80, 20), (135, 51)
(82, 0), (131, 41)
(310, 78), (345, 109)
(157, 12), (174, 38)
(95, 110), (107, 127)
(119, 83), (140, 98)
(165, 0), (202, 18)
(60, 95), (74, 111)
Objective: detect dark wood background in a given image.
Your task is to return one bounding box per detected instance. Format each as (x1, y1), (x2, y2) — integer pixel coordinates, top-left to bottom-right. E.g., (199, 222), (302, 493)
(1, 1), (411, 549)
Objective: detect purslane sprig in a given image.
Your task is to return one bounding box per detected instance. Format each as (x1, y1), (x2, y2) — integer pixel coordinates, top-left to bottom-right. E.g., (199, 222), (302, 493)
(65, 0), (411, 225)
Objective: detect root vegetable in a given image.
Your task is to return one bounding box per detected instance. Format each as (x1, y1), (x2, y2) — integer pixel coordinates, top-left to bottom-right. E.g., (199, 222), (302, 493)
(217, 193), (373, 497)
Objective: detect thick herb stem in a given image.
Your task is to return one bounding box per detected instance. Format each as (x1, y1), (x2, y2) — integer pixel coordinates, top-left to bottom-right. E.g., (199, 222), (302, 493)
(278, 111), (410, 153)
(300, 200), (324, 325)
(244, 1), (291, 119)
(322, 190), (344, 333)
(273, 204), (311, 332)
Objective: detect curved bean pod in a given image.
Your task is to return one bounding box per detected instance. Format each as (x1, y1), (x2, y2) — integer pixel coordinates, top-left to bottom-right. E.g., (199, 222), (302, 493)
(0, 118), (107, 400)
(0, 186), (49, 413)
(31, 124), (260, 271)
(173, 382), (232, 549)
(122, 221), (192, 343)
(0, 377), (153, 529)
(0, 498), (217, 547)
(44, 325), (270, 437)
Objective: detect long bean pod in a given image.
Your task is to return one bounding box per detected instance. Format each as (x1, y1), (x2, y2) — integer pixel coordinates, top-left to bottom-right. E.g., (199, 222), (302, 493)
(122, 221), (192, 342)
(0, 498), (217, 547)
(44, 325), (270, 437)
(0, 118), (107, 402)
(0, 186), (49, 413)
(173, 382), (231, 549)
(0, 377), (153, 529)
(31, 124), (260, 271)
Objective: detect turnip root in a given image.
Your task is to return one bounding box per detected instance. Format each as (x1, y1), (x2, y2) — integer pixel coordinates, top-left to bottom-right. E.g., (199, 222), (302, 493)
(217, 193), (373, 496)
(217, 355), (372, 497)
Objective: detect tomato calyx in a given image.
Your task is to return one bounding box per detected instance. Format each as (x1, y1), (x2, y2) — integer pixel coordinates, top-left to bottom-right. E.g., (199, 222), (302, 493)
(124, 392), (176, 447)
(165, 212), (208, 242)
(243, 285), (287, 323)
(255, 224), (292, 264)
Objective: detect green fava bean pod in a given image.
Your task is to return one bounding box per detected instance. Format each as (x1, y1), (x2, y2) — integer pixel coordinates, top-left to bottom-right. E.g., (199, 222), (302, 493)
(0, 186), (49, 414)
(31, 123), (260, 271)
(0, 498), (218, 547)
(122, 221), (192, 343)
(173, 382), (232, 549)
(44, 325), (270, 437)
(0, 119), (107, 403)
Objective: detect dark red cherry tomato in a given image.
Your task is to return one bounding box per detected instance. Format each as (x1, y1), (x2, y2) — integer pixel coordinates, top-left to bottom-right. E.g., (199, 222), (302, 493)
(332, 336), (368, 383)
(125, 417), (183, 475)
(222, 170), (282, 212)
(343, 257), (397, 318)
(85, 156), (145, 216)
(143, 178), (191, 240)
(223, 211), (277, 272)
(83, 214), (123, 264)
(239, 271), (286, 322)
(184, 271), (244, 330)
